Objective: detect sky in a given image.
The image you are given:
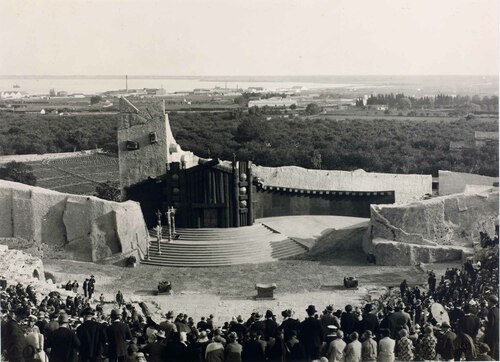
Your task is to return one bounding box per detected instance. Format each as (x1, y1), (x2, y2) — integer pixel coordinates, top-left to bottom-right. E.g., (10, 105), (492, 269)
(1, 0), (498, 76)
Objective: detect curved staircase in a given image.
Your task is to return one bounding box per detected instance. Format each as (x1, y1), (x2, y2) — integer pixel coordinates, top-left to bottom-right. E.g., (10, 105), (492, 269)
(140, 224), (307, 267)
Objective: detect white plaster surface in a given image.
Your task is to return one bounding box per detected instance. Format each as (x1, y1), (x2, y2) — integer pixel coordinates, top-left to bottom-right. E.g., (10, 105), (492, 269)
(253, 165), (432, 203)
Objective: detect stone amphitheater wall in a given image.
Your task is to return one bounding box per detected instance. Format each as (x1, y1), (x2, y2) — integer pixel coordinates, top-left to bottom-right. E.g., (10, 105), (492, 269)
(0, 180), (149, 262)
(363, 187), (499, 265)
(252, 165), (432, 203)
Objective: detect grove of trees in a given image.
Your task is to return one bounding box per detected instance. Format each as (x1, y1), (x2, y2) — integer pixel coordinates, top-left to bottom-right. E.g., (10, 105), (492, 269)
(0, 107), (498, 178)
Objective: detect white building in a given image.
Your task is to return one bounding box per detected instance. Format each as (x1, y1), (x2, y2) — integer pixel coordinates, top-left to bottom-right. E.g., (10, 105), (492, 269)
(248, 97), (298, 108)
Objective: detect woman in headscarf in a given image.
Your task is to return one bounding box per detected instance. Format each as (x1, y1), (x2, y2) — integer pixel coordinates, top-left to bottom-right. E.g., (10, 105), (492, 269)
(395, 329), (413, 361)
(417, 325), (437, 361)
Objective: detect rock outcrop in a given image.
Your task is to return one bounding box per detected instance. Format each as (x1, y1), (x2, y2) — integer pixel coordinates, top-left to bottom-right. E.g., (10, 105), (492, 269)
(363, 187), (499, 265)
(0, 180), (149, 262)
(439, 170), (498, 196)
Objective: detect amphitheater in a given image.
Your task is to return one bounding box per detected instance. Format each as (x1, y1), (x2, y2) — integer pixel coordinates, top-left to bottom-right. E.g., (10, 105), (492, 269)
(0, 99), (498, 324)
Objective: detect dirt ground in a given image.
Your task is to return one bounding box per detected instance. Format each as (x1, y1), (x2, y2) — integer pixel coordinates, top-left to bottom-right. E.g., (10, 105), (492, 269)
(43, 253), (458, 326)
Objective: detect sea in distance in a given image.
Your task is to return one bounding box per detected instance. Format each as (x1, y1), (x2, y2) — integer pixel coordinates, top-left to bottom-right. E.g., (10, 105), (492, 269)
(0, 75), (497, 96)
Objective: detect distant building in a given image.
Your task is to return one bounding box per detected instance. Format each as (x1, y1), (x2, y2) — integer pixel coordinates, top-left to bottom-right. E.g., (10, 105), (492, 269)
(367, 104), (389, 111)
(0, 91), (28, 99)
(474, 131), (498, 147)
(57, 91), (68, 97)
(49, 88), (56, 97)
(71, 93), (85, 98)
(248, 97), (298, 108)
(193, 89), (211, 95)
(155, 87), (167, 96)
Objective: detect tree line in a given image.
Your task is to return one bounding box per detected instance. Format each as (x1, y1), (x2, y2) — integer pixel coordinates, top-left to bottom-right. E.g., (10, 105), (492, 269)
(356, 93), (499, 112)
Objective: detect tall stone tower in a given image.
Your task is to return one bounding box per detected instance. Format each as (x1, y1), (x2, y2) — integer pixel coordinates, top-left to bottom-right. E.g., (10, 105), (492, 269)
(117, 98), (168, 199)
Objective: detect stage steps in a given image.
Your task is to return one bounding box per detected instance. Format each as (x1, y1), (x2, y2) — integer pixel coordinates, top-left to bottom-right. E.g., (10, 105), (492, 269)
(141, 224), (307, 267)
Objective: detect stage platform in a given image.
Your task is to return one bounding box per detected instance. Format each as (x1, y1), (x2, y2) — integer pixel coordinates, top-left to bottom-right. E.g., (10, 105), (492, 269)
(141, 216), (368, 267)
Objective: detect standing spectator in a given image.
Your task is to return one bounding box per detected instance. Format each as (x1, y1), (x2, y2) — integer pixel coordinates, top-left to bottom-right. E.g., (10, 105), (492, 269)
(458, 304), (480, 340)
(225, 331), (243, 362)
(243, 332), (266, 362)
(344, 332), (361, 362)
(299, 305), (324, 360)
(1, 306), (29, 362)
(361, 330), (377, 362)
(197, 316), (209, 331)
(284, 330), (304, 362)
(47, 313), (80, 362)
(83, 279), (89, 298)
(359, 304), (378, 336)
(377, 328), (395, 362)
(229, 315), (248, 340)
(116, 291), (124, 308)
(106, 309), (132, 362)
(76, 306), (106, 362)
(206, 335), (225, 362)
(340, 305), (357, 338)
(88, 277), (95, 300)
(326, 329), (346, 362)
(485, 294), (499, 360)
(25, 316), (47, 362)
(321, 305), (341, 339)
(142, 330), (168, 362)
(474, 343), (496, 361)
(159, 311), (178, 342)
(72, 280), (79, 294)
(436, 322), (456, 362)
(428, 271), (436, 293)
(417, 325), (437, 361)
(395, 329), (413, 361)
(279, 309), (301, 341)
(264, 309), (279, 341)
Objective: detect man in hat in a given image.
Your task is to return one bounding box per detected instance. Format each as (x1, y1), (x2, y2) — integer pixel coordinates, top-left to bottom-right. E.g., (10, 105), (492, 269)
(436, 321), (456, 362)
(264, 309), (278, 341)
(249, 312), (265, 336)
(280, 309), (301, 342)
(115, 290), (124, 308)
(76, 306), (106, 362)
(320, 305), (341, 340)
(458, 304), (480, 340)
(229, 315), (248, 340)
(299, 305), (324, 360)
(1, 306), (29, 362)
(388, 304), (411, 338)
(360, 304), (379, 336)
(47, 312), (81, 362)
(485, 294), (499, 359)
(326, 329), (346, 362)
(159, 311), (178, 342)
(142, 330), (168, 362)
(106, 308), (132, 362)
(341, 305), (357, 337)
(225, 331), (243, 362)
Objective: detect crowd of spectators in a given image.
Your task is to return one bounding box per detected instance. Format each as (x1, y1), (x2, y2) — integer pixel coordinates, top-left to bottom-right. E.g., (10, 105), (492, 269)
(1, 236), (499, 362)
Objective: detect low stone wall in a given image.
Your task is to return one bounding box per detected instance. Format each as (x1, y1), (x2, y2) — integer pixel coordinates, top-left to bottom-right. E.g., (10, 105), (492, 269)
(439, 170), (498, 196)
(0, 180), (149, 262)
(253, 166), (432, 203)
(363, 187), (499, 265)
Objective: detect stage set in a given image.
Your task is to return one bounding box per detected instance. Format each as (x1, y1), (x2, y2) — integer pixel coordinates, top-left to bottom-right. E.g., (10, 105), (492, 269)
(117, 98), (394, 267)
